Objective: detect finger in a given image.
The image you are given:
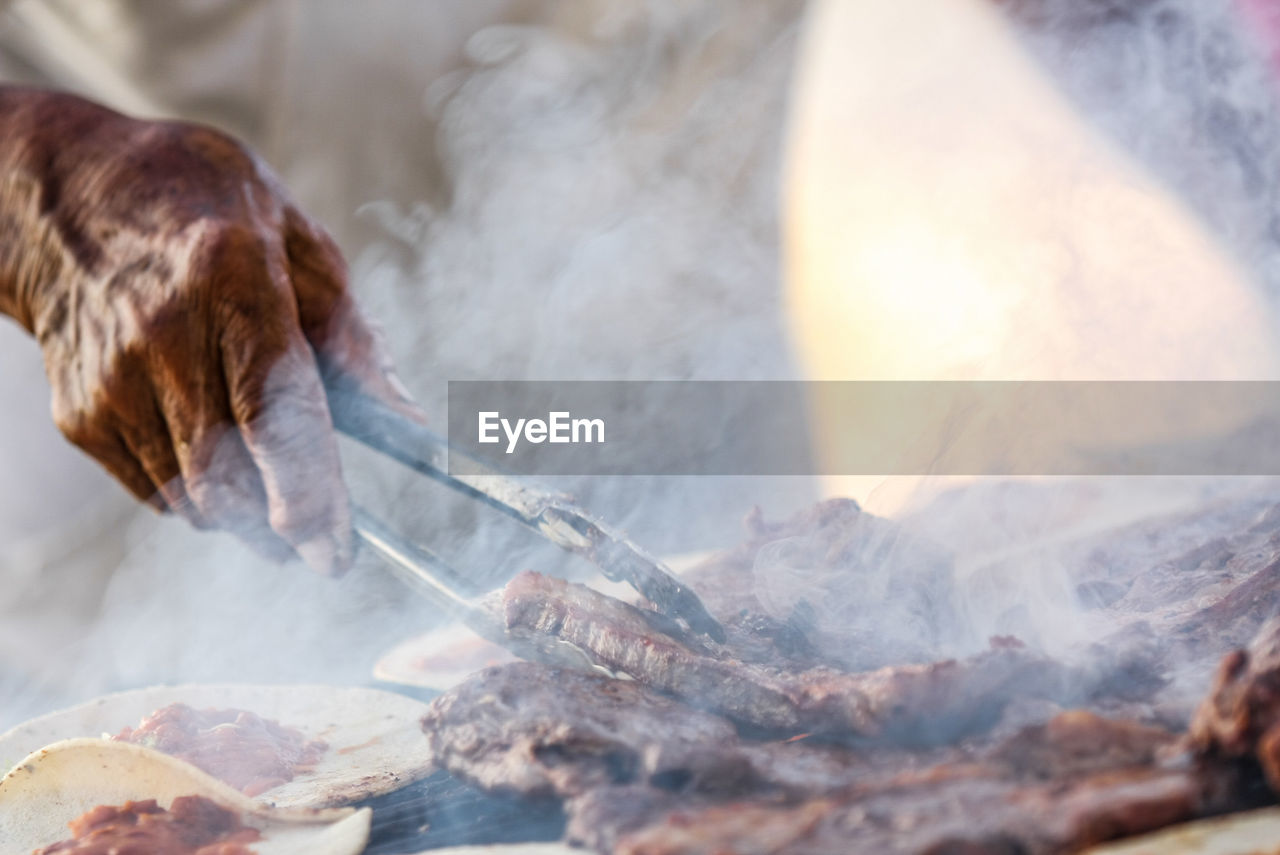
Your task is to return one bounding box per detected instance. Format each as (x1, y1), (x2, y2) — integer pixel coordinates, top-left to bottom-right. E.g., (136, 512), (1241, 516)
(145, 346), (296, 562)
(109, 381), (203, 527)
(283, 206), (426, 423)
(223, 320), (353, 577)
(179, 421), (297, 564)
(162, 401), (297, 563)
(56, 409), (167, 513)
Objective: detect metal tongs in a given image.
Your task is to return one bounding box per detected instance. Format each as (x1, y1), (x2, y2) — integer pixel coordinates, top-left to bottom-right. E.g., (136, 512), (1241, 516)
(327, 387), (726, 643)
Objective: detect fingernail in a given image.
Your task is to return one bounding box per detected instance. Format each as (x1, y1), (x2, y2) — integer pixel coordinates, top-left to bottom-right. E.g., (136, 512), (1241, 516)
(296, 532), (352, 578)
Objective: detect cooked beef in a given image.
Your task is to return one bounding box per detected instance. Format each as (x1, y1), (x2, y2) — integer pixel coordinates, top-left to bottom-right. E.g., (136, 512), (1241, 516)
(565, 786), (697, 854)
(1055, 493), (1280, 677)
(718, 608), (825, 672)
(500, 570), (1080, 745)
(1165, 558), (1280, 668)
(588, 792), (831, 855)
(679, 499), (958, 671)
(113, 703), (326, 797)
(35, 797), (260, 855)
(423, 494), (1280, 854)
(605, 768), (1204, 855)
(593, 715), (1220, 855)
(425, 659), (1243, 855)
(987, 710), (1175, 780)
(422, 661), (739, 798)
(421, 661), (869, 801)
(1188, 618), (1280, 792)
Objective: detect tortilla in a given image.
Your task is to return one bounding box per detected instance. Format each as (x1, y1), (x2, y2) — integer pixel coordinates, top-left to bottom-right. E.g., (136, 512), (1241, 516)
(0, 684), (432, 808)
(0, 738), (369, 855)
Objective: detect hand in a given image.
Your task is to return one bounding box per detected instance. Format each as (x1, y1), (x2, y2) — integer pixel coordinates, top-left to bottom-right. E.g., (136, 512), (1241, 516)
(0, 87), (421, 576)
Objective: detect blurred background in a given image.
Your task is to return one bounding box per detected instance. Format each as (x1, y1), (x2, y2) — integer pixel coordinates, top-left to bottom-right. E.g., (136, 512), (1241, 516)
(2, 0), (1280, 727)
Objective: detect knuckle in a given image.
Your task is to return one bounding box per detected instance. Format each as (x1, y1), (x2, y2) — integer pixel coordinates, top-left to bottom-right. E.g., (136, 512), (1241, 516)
(139, 121), (263, 188)
(199, 228), (293, 328)
(234, 345), (321, 425)
(182, 471), (219, 514)
(199, 222), (273, 281)
(52, 401), (95, 447)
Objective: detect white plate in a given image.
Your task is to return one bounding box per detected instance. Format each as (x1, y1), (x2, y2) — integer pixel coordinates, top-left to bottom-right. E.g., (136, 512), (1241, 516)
(0, 683), (433, 808)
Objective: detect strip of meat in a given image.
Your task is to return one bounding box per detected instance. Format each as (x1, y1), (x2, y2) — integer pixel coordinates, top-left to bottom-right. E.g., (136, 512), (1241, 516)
(989, 710), (1174, 779)
(421, 661), (866, 801)
(35, 797), (260, 855)
(606, 768), (1203, 855)
(499, 571), (1077, 745)
(113, 703), (326, 797)
(563, 712), (1194, 854)
(1166, 559), (1280, 664)
(593, 713), (1218, 855)
(1187, 617), (1280, 792)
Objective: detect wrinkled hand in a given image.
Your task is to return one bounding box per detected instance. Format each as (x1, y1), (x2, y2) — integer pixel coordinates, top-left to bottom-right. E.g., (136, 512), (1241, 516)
(0, 88), (421, 575)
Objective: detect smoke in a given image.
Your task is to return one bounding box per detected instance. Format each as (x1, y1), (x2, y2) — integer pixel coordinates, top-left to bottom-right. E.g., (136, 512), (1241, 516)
(5, 0), (1280, 742)
(357, 1), (804, 388)
(0, 0), (816, 728)
(744, 0), (1280, 688)
(995, 0), (1280, 302)
(903, 0), (1280, 677)
(348, 0), (816, 559)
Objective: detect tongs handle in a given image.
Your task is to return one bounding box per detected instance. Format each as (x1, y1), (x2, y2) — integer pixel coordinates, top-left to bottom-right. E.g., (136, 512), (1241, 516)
(328, 386), (725, 642)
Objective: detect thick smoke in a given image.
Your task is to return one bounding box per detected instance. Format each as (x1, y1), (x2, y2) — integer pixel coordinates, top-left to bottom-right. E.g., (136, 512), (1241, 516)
(350, 0), (815, 562)
(995, 0), (1280, 301)
(0, 0), (815, 727)
(911, 0), (1280, 668)
(4, 0), (1280, 734)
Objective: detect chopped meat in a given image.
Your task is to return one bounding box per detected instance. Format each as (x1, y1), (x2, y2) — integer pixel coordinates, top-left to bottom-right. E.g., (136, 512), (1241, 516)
(34, 797), (260, 855)
(500, 571), (1078, 745)
(1188, 618), (1280, 792)
(114, 704), (326, 797)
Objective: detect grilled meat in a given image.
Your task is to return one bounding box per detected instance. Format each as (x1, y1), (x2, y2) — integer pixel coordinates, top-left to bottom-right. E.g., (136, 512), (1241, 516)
(499, 570), (1078, 745)
(576, 713), (1231, 855)
(604, 767), (1204, 855)
(416, 494), (1280, 854)
(421, 661), (867, 801)
(1188, 617), (1280, 792)
(680, 499), (958, 671)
